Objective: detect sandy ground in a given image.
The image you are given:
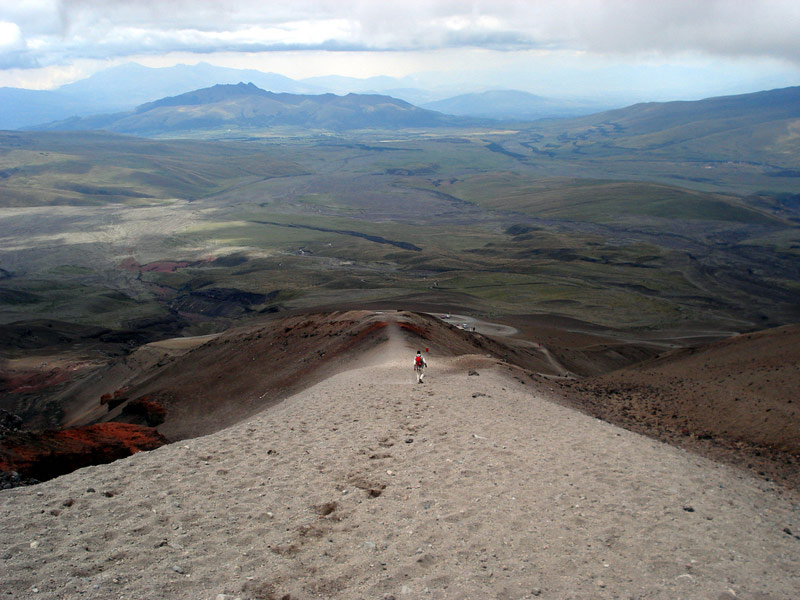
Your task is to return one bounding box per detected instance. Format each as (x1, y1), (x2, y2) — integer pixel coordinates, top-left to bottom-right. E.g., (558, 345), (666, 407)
(1, 331), (799, 600)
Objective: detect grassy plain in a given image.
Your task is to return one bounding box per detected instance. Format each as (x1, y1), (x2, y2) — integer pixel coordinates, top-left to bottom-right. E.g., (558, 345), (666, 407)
(1, 127), (798, 340)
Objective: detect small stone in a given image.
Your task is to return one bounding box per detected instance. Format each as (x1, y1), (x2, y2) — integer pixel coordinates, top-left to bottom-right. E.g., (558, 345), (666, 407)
(102, 491), (115, 498)
(468, 370), (479, 376)
(172, 565), (186, 574)
(30, 541), (40, 549)
(531, 589), (542, 597)
(400, 585), (413, 595)
(405, 438), (413, 444)
(62, 498), (75, 507)
(86, 488), (95, 493)
(682, 506), (695, 512)
(1, 552), (12, 560)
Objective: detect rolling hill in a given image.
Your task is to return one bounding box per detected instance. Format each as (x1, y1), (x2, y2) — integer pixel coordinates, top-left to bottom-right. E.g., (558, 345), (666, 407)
(30, 83), (479, 135)
(525, 85), (800, 168)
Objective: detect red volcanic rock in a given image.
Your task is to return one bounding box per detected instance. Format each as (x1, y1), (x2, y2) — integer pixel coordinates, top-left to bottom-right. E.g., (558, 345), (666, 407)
(0, 423), (169, 485)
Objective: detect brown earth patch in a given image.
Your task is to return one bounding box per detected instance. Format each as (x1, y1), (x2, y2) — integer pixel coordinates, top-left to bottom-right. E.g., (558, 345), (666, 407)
(118, 256), (215, 273)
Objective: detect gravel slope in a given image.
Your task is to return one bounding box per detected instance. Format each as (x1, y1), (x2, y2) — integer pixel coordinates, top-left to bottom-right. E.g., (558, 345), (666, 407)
(1, 332), (798, 599)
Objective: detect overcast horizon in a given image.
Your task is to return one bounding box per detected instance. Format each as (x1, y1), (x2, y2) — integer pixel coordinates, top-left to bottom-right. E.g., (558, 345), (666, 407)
(2, 1), (800, 103)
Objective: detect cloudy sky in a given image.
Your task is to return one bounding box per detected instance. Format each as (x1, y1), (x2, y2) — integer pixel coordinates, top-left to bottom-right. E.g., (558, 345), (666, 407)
(1, 0), (799, 100)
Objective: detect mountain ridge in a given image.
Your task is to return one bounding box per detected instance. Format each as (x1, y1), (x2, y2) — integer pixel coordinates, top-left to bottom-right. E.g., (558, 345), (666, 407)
(30, 82), (482, 134)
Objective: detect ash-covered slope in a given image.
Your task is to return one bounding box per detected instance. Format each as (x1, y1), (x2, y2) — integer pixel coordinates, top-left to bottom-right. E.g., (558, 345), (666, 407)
(0, 310), (552, 486)
(561, 324), (800, 487)
(42, 310), (547, 440)
(1, 339), (798, 599)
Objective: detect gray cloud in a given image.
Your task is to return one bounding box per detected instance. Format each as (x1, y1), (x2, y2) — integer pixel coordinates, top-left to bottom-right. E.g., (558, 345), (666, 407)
(2, 0), (800, 69)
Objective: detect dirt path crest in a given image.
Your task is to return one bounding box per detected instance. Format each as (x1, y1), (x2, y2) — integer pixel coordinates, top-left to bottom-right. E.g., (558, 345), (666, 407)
(1, 350), (798, 599)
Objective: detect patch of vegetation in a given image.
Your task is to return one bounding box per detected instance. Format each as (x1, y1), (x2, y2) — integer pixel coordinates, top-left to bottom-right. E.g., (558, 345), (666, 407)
(1, 128), (798, 334)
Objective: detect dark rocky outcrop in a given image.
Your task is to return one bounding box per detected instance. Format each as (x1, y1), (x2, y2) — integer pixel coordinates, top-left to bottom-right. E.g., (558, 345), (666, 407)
(0, 422), (168, 487)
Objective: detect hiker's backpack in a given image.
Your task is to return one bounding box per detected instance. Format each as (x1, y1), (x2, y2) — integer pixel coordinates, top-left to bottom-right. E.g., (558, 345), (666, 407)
(415, 355), (423, 367)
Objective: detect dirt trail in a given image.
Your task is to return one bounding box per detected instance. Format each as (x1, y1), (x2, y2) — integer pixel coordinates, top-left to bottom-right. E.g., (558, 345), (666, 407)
(2, 339), (798, 599)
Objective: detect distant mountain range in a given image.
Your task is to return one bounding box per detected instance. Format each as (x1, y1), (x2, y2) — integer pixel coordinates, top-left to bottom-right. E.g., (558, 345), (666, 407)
(24, 80), (800, 168)
(0, 63), (325, 130)
(31, 83), (479, 134)
(0, 62), (608, 130)
(421, 90), (602, 120)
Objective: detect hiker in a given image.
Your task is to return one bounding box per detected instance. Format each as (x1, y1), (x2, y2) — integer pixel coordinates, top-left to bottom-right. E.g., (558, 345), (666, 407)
(414, 350), (427, 383)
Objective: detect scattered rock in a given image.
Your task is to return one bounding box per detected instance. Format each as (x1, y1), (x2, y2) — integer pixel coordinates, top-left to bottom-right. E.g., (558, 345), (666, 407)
(315, 502), (338, 516)
(0, 470), (39, 490)
(468, 370), (479, 376)
(783, 527), (800, 540)
(683, 506), (695, 512)
(172, 564), (187, 575)
(0, 409), (23, 433)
